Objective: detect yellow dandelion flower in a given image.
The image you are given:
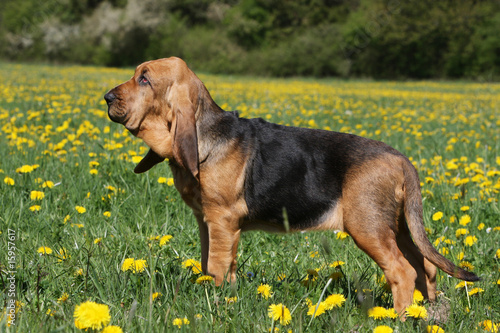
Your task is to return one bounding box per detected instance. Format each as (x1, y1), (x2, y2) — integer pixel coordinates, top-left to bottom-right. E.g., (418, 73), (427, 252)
(445, 161), (458, 170)
(75, 319), (86, 329)
(73, 301), (111, 330)
(496, 249), (500, 259)
(133, 259), (147, 273)
(103, 211), (111, 217)
(195, 275), (214, 285)
(30, 191), (45, 201)
(432, 211), (443, 221)
(58, 293), (69, 303)
(16, 165), (36, 173)
(121, 258), (135, 272)
(30, 205), (41, 212)
(152, 292), (162, 301)
(427, 325), (445, 333)
(182, 259), (202, 274)
(89, 161), (99, 168)
(459, 214), (471, 226)
(75, 206), (86, 214)
(158, 177), (167, 184)
(94, 238), (102, 244)
(329, 260), (345, 268)
(385, 308), (398, 319)
(4, 176), (15, 185)
(368, 306), (388, 320)
(159, 235), (173, 246)
(167, 178), (175, 186)
(336, 231), (349, 240)
(368, 307), (397, 319)
(455, 228), (469, 237)
(105, 185), (116, 192)
(102, 326), (124, 333)
(172, 318), (183, 328)
(225, 296), (237, 304)
(455, 281), (474, 289)
(459, 261), (474, 271)
(467, 287), (484, 296)
(257, 284), (273, 299)
(90, 169), (98, 175)
(38, 246), (53, 255)
(307, 302), (326, 317)
(425, 177), (435, 184)
(464, 235), (478, 247)
(478, 320), (499, 332)
(478, 223), (485, 230)
(323, 294), (346, 310)
(373, 325), (393, 333)
(268, 303), (292, 325)
(42, 180), (54, 188)
(132, 155), (143, 163)
(413, 289), (424, 304)
(405, 304), (428, 319)
(172, 317), (189, 328)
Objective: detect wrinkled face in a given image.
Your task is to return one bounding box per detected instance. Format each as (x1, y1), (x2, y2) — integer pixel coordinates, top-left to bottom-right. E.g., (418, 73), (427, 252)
(105, 61), (157, 133)
(104, 57), (200, 176)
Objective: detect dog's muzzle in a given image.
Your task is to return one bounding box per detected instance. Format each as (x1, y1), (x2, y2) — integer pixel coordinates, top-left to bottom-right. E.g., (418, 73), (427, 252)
(104, 91), (124, 123)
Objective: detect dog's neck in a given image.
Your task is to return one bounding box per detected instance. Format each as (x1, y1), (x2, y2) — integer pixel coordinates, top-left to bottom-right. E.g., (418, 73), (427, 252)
(196, 96), (240, 167)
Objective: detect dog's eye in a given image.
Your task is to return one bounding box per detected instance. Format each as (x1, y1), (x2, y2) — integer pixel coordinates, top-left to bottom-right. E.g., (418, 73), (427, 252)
(139, 76), (149, 85)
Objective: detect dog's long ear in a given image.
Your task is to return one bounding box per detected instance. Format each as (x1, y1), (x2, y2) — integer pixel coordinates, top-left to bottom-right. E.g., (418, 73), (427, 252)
(172, 99), (199, 179)
(134, 149), (165, 174)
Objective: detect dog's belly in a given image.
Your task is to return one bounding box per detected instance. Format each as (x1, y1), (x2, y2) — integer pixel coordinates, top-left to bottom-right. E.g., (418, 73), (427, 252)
(240, 200), (343, 232)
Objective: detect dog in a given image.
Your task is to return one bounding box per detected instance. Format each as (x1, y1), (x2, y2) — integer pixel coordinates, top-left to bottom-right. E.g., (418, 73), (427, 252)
(104, 57), (479, 315)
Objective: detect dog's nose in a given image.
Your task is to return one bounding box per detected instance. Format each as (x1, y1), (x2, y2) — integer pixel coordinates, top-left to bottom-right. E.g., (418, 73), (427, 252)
(104, 91), (116, 105)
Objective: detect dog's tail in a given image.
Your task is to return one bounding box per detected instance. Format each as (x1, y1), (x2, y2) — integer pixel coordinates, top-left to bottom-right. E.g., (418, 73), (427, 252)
(402, 160), (480, 282)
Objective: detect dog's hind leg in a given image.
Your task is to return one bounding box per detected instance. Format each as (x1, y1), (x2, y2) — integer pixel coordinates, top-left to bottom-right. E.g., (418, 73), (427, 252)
(396, 220), (437, 302)
(342, 157), (419, 315)
(347, 226), (417, 316)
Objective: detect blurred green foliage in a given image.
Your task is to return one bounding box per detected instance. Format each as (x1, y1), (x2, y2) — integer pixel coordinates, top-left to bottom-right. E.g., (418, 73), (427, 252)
(1, 0), (499, 79)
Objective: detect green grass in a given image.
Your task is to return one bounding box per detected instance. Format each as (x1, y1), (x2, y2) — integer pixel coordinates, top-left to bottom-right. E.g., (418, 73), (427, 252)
(0, 63), (499, 332)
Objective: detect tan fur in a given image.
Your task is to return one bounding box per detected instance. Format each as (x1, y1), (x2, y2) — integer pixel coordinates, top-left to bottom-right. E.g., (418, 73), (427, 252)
(304, 202), (344, 232)
(198, 142), (250, 284)
(340, 154), (437, 315)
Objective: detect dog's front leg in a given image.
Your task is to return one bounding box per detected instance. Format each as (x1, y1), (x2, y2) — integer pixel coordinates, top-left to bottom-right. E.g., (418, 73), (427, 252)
(204, 213), (241, 285)
(195, 214), (209, 275)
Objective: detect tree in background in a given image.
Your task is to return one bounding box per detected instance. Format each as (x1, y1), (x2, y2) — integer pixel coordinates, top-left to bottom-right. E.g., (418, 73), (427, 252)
(0, 0), (499, 79)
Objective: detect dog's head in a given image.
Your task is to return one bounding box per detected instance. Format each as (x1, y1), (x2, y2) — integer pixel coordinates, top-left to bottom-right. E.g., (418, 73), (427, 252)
(105, 57), (200, 178)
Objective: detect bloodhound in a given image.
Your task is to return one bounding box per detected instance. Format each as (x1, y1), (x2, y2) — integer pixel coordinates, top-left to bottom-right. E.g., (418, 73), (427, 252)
(104, 57), (479, 315)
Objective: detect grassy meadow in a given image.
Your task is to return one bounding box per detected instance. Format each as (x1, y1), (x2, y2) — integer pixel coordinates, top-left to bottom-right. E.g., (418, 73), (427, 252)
(0, 62), (499, 332)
